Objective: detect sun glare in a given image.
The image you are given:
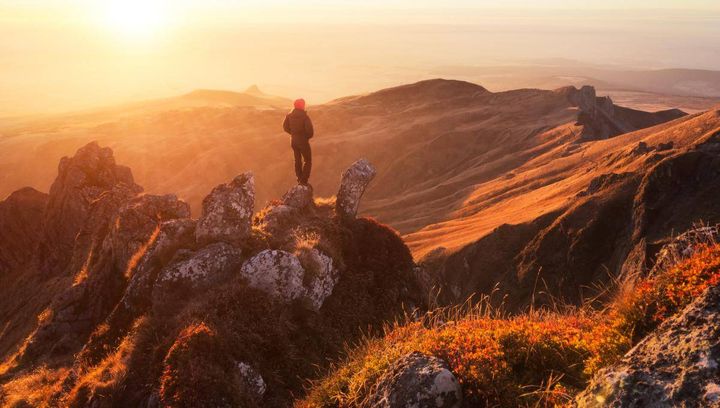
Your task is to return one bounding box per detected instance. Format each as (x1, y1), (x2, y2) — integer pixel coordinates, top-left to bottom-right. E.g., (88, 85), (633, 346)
(103, 0), (168, 40)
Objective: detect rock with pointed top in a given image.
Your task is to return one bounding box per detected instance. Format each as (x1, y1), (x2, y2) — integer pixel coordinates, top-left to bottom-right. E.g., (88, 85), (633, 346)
(336, 159), (376, 220)
(41, 141), (142, 271)
(195, 172), (255, 245)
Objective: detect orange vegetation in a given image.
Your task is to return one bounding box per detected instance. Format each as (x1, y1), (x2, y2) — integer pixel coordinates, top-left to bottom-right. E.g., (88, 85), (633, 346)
(301, 243), (720, 407)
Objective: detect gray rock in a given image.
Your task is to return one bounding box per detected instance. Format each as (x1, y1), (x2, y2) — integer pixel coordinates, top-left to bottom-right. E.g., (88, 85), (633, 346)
(300, 248), (339, 310)
(239, 249), (306, 303)
(152, 242), (243, 314)
(236, 361), (267, 397)
(122, 218), (197, 311)
(240, 248), (339, 310)
(282, 184), (314, 209)
(575, 284), (720, 408)
(195, 172), (254, 245)
(109, 194), (191, 274)
(365, 351), (462, 408)
(336, 159), (376, 220)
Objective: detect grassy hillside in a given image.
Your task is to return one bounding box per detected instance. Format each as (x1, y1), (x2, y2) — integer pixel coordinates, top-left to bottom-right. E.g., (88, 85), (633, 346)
(300, 242), (720, 407)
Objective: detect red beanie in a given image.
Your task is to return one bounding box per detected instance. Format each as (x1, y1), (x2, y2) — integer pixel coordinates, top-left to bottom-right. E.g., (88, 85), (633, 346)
(294, 98), (306, 110)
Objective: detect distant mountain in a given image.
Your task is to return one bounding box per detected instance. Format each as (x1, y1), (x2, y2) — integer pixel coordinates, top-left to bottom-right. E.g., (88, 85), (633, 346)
(432, 65), (720, 112)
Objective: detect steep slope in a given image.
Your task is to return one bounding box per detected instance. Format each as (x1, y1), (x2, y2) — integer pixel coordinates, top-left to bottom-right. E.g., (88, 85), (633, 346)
(0, 80), (684, 240)
(0, 144), (425, 407)
(418, 109), (720, 308)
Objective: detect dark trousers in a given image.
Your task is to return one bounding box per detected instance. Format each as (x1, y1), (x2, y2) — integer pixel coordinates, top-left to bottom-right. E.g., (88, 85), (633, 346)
(292, 142), (312, 184)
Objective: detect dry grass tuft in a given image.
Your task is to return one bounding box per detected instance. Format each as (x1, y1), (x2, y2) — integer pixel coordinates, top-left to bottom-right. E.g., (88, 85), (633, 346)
(0, 366), (69, 408)
(301, 243), (720, 407)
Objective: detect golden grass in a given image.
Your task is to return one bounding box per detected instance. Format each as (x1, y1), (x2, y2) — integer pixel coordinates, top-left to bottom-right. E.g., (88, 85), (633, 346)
(301, 243), (720, 407)
(0, 366), (69, 408)
(63, 317), (148, 405)
(124, 225), (161, 279)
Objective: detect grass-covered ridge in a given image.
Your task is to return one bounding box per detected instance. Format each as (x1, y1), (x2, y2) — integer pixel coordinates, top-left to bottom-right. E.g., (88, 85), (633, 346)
(300, 243), (720, 407)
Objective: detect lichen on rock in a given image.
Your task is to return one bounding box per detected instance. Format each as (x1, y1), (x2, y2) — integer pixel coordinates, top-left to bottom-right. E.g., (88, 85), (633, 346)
(195, 172), (255, 245)
(336, 159), (376, 220)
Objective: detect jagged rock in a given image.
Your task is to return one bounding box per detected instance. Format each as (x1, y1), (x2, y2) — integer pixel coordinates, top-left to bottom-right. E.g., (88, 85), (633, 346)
(195, 172), (254, 245)
(336, 159), (376, 220)
(239, 249), (305, 303)
(282, 184), (314, 209)
(575, 284), (720, 408)
(109, 194), (191, 274)
(650, 224), (719, 275)
(364, 351), (462, 408)
(299, 248), (339, 310)
(41, 142), (142, 271)
(0, 187), (48, 274)
(236, 362), (267, 397)
(122, 218), (197, 311)
(152, 242), (242, 316)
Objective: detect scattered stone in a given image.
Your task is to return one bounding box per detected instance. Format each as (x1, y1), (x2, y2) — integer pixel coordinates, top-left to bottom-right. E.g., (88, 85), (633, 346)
(236, 362), (267, 397)
(575, 285), (720, 407)
(364, 351), (462, 408)
(336, 159), (376, 220)
(282, 184), (314, 209)
(195, 172), (254, 246)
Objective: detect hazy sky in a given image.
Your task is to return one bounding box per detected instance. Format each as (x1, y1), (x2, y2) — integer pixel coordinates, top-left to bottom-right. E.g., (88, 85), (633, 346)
(1, 0), (719, 115)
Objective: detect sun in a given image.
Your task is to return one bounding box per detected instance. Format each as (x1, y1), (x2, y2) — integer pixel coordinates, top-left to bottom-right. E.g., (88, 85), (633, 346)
(102, 0), (168, 40)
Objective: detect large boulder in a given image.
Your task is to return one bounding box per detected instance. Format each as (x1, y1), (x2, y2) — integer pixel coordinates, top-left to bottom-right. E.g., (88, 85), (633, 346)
(239, 249), (306, 303)
(364, 351), (462, 408)
(153, 242), (243, 315)
(336, 159), (376, 220)
(575, 284), (720, 407)
(195, 172), (254, 245)
(239, 249), (339, 310)
(282, 184), (314, 209)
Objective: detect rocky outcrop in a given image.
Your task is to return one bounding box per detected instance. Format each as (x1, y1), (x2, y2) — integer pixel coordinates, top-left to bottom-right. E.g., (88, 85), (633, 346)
(153, 242), (243, 314)
(195, 172), (254, 245)
(364, 351), (462, 408)
(576, 285), (720, 407)
(557, 85), (686, 140)
(336, 159), (376, 220)
(282, 184), (314, 209)
(109, 194), (191, 274)
(40, 142), (142, 272)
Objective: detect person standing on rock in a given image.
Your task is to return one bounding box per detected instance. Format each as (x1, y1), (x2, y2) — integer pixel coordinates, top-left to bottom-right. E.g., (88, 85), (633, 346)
(283, 98), (314, 185)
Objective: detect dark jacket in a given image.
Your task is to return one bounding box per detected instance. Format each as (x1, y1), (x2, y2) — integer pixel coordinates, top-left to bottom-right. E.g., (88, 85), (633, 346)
(283, 109), (314, 146)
